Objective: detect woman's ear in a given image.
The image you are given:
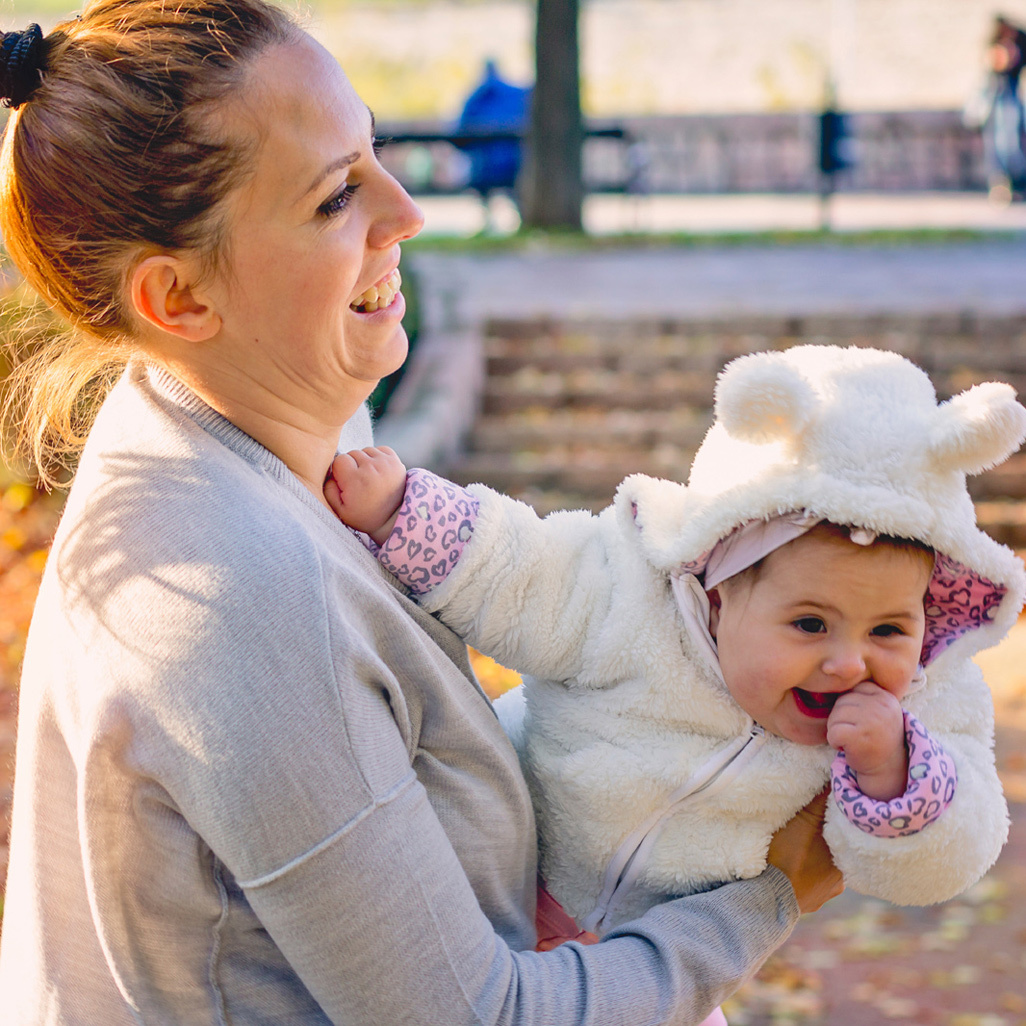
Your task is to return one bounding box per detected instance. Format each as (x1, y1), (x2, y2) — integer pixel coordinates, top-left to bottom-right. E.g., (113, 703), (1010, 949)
(707, 588), (722, 639)
(130, 254), (222, 342)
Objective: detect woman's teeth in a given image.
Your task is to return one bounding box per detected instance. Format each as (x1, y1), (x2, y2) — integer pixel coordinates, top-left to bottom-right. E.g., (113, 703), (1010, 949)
(351, 269), (402, 313)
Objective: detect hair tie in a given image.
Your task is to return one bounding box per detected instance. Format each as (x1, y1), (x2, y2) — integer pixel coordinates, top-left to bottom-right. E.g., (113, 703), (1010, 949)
(0, 24), (45, 109)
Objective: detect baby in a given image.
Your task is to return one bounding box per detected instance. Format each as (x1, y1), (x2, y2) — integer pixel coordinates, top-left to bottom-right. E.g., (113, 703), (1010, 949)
(327, 345), (1026, 936)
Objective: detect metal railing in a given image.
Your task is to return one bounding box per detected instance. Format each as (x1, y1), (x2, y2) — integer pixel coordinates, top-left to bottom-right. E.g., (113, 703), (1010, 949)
(379, 110), (986, 197)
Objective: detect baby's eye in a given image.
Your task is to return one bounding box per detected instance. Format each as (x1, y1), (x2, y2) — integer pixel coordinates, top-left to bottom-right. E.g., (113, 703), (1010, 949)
(871, 624), (905, 637)
(793, 617), (826, 634)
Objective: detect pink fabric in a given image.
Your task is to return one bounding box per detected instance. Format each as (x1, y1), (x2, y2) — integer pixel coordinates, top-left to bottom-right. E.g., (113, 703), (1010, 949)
(676, 514), (1007, 666)
(922, 551), (1006, 664)
(534, 880), (600, 952)
(371, 469), (479, 596)
(698, 512), (819, 591)
(831, 710), (957, 837)
(698, 1008), (729, 1026)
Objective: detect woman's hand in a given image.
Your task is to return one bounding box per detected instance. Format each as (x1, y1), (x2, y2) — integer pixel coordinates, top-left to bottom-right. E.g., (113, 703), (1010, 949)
(766, 790), (843, 914)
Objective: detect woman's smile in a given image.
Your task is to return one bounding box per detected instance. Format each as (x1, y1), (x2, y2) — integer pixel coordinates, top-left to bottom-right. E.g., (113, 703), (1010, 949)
(350, 268), (403, 313)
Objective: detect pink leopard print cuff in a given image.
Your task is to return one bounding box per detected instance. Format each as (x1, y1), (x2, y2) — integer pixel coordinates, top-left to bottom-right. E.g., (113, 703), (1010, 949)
(831, 711), (957, 838)
(373, 468), (479, 596)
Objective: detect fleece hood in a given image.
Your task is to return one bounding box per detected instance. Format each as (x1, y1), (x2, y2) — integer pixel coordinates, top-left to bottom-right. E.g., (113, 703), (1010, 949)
(617, 344), (1026, 664)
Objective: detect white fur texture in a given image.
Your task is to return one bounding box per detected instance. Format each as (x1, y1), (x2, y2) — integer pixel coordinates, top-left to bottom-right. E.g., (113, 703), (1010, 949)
(423, 345), (1022, 927)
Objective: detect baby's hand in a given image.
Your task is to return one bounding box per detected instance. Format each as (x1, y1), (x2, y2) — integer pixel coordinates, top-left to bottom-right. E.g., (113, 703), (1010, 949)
(326, 446), (407, 546)
(826, 681), (908, 801)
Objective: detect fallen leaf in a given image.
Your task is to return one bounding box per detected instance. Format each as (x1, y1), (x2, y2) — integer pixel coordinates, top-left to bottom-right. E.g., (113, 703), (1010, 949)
(878, 995), (919, 1018)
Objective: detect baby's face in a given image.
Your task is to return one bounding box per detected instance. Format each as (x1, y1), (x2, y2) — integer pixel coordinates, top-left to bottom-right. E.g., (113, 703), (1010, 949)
(708, 527), (933, 746)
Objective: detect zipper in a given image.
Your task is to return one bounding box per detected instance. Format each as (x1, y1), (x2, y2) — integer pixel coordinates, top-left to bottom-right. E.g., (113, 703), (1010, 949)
(581, 724), (767, 934)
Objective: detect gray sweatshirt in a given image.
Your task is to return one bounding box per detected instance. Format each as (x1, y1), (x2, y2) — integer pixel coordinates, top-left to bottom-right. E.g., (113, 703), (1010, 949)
(0, 363), (799, 1025)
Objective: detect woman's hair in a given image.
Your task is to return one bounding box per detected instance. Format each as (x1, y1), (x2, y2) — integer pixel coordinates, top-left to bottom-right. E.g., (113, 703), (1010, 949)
(0, 0), (299, 483)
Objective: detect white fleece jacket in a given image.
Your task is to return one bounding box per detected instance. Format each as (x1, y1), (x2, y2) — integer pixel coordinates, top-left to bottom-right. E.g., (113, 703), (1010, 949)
(418, 346), (1025, 930)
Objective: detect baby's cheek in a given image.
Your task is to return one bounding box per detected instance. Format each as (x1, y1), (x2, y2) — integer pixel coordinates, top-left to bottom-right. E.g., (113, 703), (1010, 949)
(877, 646), (923, 700)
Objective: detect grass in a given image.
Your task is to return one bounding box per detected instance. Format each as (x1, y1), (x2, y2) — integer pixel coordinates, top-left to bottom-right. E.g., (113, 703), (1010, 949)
(404, 223), (1015, 255)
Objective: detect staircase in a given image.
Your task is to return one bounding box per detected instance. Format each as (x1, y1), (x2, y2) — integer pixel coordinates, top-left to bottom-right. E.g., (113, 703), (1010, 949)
(442, 314), (1026, 548)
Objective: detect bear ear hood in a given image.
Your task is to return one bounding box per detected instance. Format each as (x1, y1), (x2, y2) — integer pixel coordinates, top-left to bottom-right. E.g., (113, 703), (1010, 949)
(616, 345), (1026, 662)
(712, 347), (1026, 478)
(929, 381), (1026, 476)
(714, 353), (818, 445)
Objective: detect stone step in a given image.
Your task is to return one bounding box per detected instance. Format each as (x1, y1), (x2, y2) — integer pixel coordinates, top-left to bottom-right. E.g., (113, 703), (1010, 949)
(454, 448), (1025, 499)
(444, 469), (1026, 550)
(482, 373), (714, 414)
(451, 450), (1026, 505)
(460, 318), (1026, 549)
(485, 316), (1026, 367)
(483, 347), (1026, 411)
(478, 311), (1026, 395)
(485, 331), (733, 364)
(487, 351), (725, 378)
(466, 408), (711, 452)
(970, 454), (1026, 501)
(974, 501), (1026, 550)
(446, 451), (684, 502)
(485, 355), (1026, 408)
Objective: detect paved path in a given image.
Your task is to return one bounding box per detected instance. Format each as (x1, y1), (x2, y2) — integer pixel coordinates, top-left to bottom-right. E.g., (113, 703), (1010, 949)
(409, 235), (1026, 329)
(417, 191), (1026, 241)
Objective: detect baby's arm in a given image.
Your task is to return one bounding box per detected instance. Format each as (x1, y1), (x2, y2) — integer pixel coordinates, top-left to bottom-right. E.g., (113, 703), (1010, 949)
(824, 676), (957, 841)
(825, 683), (959, 842)
(826, 682), (908, 800)
(823, 658), (1005, 906)
(326, 460), (616, 681)
(327, 447), (407, 546)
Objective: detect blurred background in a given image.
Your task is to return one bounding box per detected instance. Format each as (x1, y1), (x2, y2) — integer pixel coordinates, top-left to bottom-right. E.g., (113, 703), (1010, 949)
(3, 2), (1026, 1024)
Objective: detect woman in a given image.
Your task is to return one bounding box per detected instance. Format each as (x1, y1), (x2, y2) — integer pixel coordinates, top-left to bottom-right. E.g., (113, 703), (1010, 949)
(0, 3), (841, 1023)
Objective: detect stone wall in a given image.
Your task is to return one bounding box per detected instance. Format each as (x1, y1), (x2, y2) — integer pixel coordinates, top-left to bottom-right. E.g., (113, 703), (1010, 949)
(618, 109), (986, 194)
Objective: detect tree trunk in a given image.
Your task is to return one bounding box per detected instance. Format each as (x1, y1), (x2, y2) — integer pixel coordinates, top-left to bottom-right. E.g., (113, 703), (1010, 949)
(520, 0), (583, 229)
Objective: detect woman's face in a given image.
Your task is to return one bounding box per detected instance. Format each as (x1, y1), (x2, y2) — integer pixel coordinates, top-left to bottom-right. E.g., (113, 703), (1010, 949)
(205, 34), (423, 407)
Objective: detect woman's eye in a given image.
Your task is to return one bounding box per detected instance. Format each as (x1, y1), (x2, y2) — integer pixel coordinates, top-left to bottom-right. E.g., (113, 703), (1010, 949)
(793, 617), (826, 634)
(372, 136), (388, 157)
(318, 183), (360, 218)
(871, 624), (905, 637)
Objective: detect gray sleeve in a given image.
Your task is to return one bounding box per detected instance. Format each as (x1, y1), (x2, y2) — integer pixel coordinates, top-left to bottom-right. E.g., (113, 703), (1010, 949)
(133, 525), (798, 1025)
(219, 658), (799, 1026)
(171, 625), (797, 1024)
(240, 785), (799, 1026)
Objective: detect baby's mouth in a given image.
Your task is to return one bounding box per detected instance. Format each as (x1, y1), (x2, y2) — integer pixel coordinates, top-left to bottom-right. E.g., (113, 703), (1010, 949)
(792, 688), (840, 719)
(351, 268), (402, 313)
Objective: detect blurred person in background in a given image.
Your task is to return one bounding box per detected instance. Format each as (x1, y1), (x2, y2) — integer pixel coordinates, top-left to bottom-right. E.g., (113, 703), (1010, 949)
(981, 14), (1026, 202)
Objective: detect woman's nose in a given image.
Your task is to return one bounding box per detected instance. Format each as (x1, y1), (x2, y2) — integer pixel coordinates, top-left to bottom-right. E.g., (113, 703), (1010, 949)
(368, 170), (424, 249)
